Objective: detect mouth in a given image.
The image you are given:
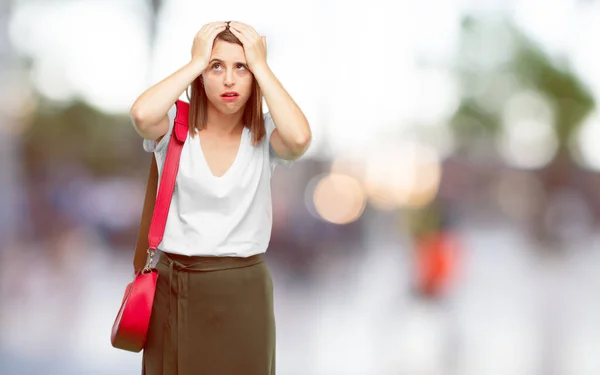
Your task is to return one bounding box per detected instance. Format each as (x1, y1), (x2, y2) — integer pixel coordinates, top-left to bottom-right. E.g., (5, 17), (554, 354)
(221, 91), (239, 101)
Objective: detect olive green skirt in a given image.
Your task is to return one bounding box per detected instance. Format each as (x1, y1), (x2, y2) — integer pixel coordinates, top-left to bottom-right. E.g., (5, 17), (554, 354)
(142, 251), (276, 375)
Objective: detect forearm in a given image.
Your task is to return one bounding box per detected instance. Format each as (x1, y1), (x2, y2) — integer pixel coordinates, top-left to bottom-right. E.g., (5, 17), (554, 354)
(253, 65), (311, 147)
(130, 59), (207, 128)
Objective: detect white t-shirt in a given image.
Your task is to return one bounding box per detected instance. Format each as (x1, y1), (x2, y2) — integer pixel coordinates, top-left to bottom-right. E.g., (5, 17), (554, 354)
(141, 103), (292, 257)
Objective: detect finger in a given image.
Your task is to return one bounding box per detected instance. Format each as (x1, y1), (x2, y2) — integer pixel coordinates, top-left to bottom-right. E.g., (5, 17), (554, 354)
(209, 21), (227, 27)
(230, 24), (259, 47)
(229, 21), (250, 34)
(200, 22), (220, 32)
(201, 22), (226, 35)
(228, 22), (245, 34)
(199, 26), (225, 43)
(229, 28), (252, 48)
(229, 20), (246, 28)
(209, 24), (227, 34)
(230, 21), (253, 30)
(210, 22), (227, 32)
(229, 24), (248, 37)
(207, 27), (226, 43)
(230, 21), (260, 38)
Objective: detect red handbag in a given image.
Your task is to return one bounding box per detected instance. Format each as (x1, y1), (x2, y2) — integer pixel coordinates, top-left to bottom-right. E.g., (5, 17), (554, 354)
(111, 100), (189, 352)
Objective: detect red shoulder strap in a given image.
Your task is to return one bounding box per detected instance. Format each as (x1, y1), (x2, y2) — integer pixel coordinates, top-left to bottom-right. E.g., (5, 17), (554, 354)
(133, 100), (189, 271)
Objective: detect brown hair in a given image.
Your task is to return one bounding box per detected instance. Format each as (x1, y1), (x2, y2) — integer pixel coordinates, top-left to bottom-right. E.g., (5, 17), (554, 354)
(187, 29), (265, 146)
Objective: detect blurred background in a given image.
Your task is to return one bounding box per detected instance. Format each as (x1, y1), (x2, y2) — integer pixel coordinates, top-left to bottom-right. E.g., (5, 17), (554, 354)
(2, 0), (600, 374)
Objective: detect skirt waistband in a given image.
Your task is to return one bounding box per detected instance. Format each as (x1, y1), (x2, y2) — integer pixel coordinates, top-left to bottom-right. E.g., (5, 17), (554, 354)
(158, 251), (264, 272)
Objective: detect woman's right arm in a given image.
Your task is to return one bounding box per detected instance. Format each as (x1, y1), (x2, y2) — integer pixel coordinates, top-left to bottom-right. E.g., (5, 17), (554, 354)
(130, 21), (226, 140)
(130, 59), (206, 141)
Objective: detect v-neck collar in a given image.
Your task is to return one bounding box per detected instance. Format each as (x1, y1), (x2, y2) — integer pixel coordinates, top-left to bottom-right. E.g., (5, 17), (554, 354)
(195, 126), (247, 180)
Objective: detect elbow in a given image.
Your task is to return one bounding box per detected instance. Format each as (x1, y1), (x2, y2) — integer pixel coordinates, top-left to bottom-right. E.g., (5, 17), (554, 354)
(297, 133), (311, 150)
(130, 106), (149, 131)
(292, 130), (312, 155)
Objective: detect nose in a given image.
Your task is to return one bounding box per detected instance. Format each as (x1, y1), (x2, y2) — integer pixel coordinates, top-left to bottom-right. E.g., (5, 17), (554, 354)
(224, 68), (235, 87)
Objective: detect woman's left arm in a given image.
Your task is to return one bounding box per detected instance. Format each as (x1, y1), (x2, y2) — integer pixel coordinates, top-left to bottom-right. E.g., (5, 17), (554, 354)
(229, 22), (312, 160)
(253, 65), (312, 160)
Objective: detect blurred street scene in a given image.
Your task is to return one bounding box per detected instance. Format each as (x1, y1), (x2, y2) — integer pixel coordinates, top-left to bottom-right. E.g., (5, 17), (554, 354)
(1, 0), (600, 374)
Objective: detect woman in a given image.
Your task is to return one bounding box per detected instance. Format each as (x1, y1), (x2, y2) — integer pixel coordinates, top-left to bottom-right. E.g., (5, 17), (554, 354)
(130, 21), (311, 375)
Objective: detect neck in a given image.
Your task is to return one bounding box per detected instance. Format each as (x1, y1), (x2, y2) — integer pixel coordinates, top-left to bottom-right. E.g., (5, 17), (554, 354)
(204, 101), (244, 136)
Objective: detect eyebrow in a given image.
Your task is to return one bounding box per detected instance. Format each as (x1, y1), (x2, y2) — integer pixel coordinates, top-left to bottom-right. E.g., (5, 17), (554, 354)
(209, 58), (247, 65)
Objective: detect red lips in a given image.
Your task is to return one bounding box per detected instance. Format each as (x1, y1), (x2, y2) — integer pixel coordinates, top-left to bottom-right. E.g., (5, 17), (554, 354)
(221, 91), (239, 97)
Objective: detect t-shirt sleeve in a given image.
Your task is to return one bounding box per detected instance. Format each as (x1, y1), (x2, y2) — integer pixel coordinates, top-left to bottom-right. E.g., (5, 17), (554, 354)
(264, 111), (294, 172)
(141, 104), (177, 154)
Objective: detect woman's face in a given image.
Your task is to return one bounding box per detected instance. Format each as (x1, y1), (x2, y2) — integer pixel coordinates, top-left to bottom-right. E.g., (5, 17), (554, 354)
(202, 40), (254, 116)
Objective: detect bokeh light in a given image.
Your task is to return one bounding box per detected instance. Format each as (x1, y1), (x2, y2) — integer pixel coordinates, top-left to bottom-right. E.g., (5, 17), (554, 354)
(363, 140), (442, 210)
(572, 111), (600, 171)
(312, 173), (366, 225)
(497, 90), (558, 169)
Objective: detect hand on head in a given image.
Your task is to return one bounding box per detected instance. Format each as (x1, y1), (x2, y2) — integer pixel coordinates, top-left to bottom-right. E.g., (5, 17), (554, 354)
(192, 21), (267, 72)
(191, 22), (227, 65)
(227, 21), (267, 72)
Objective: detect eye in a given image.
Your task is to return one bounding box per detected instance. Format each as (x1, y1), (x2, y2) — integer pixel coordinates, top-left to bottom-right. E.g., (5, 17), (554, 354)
(236, 63), (247, 70)
(212, 63), (222, 70)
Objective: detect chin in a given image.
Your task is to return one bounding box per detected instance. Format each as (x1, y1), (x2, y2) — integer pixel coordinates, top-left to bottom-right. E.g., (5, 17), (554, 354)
(209, 96), (248, 115)
(218, 104), (244, 115)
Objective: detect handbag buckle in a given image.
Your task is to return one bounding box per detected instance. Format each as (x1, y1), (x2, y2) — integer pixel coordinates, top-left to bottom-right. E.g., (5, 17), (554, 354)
(142, 249), (155, 273)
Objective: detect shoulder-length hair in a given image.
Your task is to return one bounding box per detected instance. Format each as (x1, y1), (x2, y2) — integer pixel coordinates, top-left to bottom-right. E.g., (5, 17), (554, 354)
(186, 29), (265, 146)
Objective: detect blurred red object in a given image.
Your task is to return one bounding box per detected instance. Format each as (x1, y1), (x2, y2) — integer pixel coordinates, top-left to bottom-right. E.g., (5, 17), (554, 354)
(415, 231), (460, 298)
